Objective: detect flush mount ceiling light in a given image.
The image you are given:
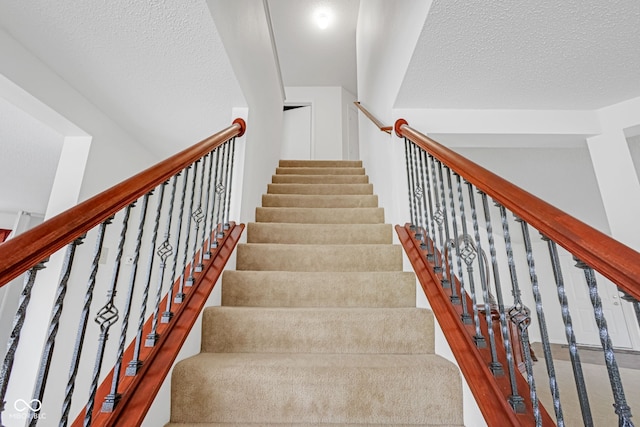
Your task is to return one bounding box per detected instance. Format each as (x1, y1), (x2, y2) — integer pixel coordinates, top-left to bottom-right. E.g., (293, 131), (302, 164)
(314, 7), (333, 30)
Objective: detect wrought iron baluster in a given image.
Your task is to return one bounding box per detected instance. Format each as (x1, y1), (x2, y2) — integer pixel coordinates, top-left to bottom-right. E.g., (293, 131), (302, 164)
(422, 150), (437, 262)
(214, 144), (226, 240)
(167, 165), (191, 309)
(84, 203), (134, 426)
(417, 149), (433, 260)
(429, 155), (445, 276)
(224, 137), (236, 230)
(211, 147), (223, 249)
(444, 167), (464, 309)
(182, 160), (200, 289)
(403, 138), (417, 228)
(0, 259), (48, 427)
(60, 218), (112, 427)
(574, 259), (634, 427)
(102, 192), (152, 412)
(220, 142), (231, 233)
(200, 152), (214, 263)
(411, 144), (426, 245)
(544, 237), (593, 426)
(29, 236), (84, 427)
(203, 151), (216, 259)
(518, 220), (564, 426)
(457, 177), (484, 343)
(437, 161), (455, 295)
(482, 196), (523, 411)
(162, 171), (187, 324)
(189, 158), (206, 277)
(129, 181), (166, 370)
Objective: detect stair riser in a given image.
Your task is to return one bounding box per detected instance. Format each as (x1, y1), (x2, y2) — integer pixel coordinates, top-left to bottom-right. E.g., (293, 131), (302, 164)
(255, 208), (384, 224)
(262, 194), (378, 208)
(202, 307), (434, 354)
(267, 183), (373, 195)
(276, 167), (365, 175)
(279, 160), (362, 168)
(171, 354), (463, 425)
(272, 174), (369, 184)
(247, 223), (391, 244)
(236, 244), (403, 271)
(221, 271), (416, 307)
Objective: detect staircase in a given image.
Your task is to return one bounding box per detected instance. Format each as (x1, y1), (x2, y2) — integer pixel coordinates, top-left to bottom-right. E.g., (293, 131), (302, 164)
(165, 160), (464, 426)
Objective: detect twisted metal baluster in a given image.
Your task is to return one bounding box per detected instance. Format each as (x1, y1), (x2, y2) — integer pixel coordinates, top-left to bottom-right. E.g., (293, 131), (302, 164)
(430, 155), (445, 275)
(417, 149), (434, 260)
(166, 166), (190, 310)
(182, 160), (200, 289)
(210, 148), (222, 249)
(189, 158), (206, 277)
(469, 188), (502, 375)
(29, 236), (84, 427)
(574, 259), (634, 427)
(445, 167), (465, 311)
(200, 152), (214, 263)
(159, 173), (183, 324)
(422, 150), (437, 262)
(544, 237), (593, 426)
(410, 142), (422, 232)
(403, 138), (417, 228)
(84, 204), (134, 426)
(483, 196), (523, 411)
(437, 162), (456, 297)
(518, 220), (564, 426)
(457, 176), (484, 343)
(103, 192), (152, 411)
(220, 141), (232, 232)
(224, 137), (237, 229)
(0, 259), (48, 427)
(214, 145), (226, 240)
(128, 182), (166, 371)
(60, 218), (112, 427)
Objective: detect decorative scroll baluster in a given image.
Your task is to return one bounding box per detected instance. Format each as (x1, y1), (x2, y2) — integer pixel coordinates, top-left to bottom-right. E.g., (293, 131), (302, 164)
(190, 158), (206, 277)
(481, 195), (523, 411)
(429, 155), (445, 275)
(574, 259), (634, 427)
(403, 138), (418, 227)
(211, 147), (223, 248)
(223, 138), (236, 230)
(203, 151), (216, 259)
(457, 176), (484, 343)
(214, 145), (226, 240)
(437, 162), (457, 300)
(29, 236), (84, 427)
(84, 204), (134, 426)
(412, 144), (427, 248)
(165, 166), (190, 313)
(220, 142), (232, 233)
(181, 160), (199, 289)
(102, 192), (151, 412)
(444, 167), (465, 312)
(422, 150), (437, 262)
(128, 182), (166, 371)
(417, 149), (434, 260)
(544, 238), (593, 426)
(199, 152), (213, 264)
(0, 259), (48, 427)
(518, 221), (564, 426)
(61, 218), (112, 427)
(468, 187), (501, 371)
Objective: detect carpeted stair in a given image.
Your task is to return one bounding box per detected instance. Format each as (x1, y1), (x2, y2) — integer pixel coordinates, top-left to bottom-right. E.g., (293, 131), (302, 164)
(166, 160), (463, 426)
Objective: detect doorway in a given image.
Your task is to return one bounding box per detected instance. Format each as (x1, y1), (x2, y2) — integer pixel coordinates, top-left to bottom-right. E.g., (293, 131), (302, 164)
(281, 104), (312, 160)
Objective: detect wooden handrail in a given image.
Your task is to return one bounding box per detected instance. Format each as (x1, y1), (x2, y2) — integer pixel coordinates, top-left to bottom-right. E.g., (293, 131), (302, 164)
(0, 118), (246, 287)
(395, 119), (640, 302)
(354, 102), (392, 134)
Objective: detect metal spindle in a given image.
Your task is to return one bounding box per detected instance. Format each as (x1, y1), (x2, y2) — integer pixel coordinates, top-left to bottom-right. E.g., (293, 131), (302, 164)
(200, 152), (214, 263)
(416, 149), (432, 259)
(166, 166), (190, 310)
(182, 160), (200, 288)
(429, 155), (445, 275)
(403, 138), (418, 227)
(544, 237), (593, 426)
(29, 236), (84, 427)
(220, 142), (232, 233)
(190, 158), (206, 277)
(0, 259), (48, 427)
(444, 167), (465, 312)
(410, 143), (423, 233)
(437, 162), (456, 296)
(103, 193), (151, 412)
(203, 151), (216, 259)
(422, 150), (437, 262)
(214, 145), (225, 240)
(211, 147), (223, 248)
(84, 204), (134, 426)
(60, 218), (111, 427)
(518, 220), (564, 426)
(223, 138), (236, 229)
(481, 196), (523, 411)
(574, 259), (634, 427)
(129, 181), (166, 371)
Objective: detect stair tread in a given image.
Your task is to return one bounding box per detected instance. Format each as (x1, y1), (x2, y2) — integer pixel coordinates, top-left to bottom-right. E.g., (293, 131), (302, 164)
(272, 174), (369, 184)
(276, 167), (365, 175)
(267, 183), (373, 195)
(167, 423), (464, 427)
(279, 160), (363, 168)
(262, 194), (378, 208)
(255, 207), (385, 224)
(247, 223), (391, 244)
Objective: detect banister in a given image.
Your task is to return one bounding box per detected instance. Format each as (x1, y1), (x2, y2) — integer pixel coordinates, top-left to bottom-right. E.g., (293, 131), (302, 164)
(0, 118), (246, 287)
(395, 119), (640, 302)
(354, 102), (392, 134)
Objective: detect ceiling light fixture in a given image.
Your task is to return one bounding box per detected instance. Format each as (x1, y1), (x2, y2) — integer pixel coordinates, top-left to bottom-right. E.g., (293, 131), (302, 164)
(314, 7), (332, 30)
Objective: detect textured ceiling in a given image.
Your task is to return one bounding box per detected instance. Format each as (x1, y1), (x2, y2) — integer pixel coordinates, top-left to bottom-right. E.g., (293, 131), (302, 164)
(0, 97), (64, 214)
(396, 0), (640, 109)
(0, 0), (245, 157)
(268, 0), (359, 95)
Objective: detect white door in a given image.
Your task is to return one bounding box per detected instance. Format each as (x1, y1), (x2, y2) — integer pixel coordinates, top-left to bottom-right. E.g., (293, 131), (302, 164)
(560, 252), (632, 349)
(281, 105), (312, 160)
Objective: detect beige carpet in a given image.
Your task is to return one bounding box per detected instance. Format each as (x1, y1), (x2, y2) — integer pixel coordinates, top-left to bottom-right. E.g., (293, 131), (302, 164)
(165, 160), (463, 426)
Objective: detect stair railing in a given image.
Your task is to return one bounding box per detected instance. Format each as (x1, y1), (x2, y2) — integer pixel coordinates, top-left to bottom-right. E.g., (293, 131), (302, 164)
(394, 119), (640, 427)
(354, 102), (392, 134)
(0, 119), (246, 427)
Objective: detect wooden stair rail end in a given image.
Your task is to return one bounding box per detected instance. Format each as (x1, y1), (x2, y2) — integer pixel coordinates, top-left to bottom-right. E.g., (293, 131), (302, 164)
(354, 102), (392, 134)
